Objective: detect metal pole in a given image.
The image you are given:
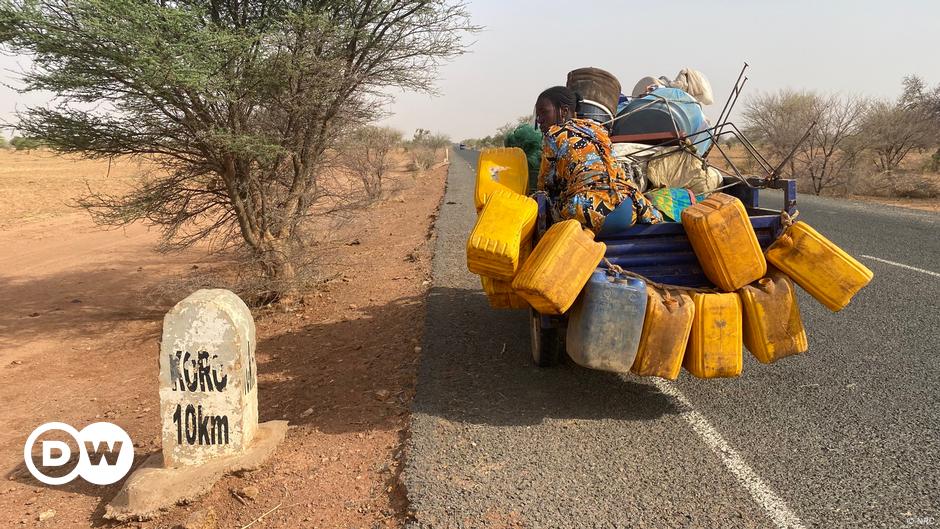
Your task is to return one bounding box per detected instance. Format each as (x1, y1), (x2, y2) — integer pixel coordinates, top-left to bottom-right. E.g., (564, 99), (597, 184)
(715, 63), (749, 127)
(771, 122), (817, 180)
(703, 63), (749, 160)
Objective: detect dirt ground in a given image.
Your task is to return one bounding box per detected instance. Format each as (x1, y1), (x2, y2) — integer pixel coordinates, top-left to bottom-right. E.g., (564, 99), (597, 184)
(0, 149), (447, 528)
(849, 194), (940, 213)
(0, 149), (149, 228)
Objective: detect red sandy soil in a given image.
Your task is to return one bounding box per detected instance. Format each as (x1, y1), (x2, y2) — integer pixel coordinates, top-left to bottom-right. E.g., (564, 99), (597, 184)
(0, 152), (447, 528)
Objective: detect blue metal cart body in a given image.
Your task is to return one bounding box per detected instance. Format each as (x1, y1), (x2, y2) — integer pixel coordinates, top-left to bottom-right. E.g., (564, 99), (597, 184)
(528, 178), (798, 366)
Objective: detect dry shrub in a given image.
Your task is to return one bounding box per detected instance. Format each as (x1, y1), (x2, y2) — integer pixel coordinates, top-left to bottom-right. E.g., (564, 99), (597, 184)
(341, 126), (403, 201)
(405, 128), (449, 171)
(855, 170), (940, 199)
(407, 146), (439, 171)
(925, 149), (940, 173)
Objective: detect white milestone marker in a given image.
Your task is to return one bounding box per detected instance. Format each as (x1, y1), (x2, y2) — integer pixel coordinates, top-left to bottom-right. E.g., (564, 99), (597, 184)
(158, 289), (258, 467)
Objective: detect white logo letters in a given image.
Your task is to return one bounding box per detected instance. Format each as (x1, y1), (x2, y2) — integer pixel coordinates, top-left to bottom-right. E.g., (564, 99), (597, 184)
(24, 422), (134, 486)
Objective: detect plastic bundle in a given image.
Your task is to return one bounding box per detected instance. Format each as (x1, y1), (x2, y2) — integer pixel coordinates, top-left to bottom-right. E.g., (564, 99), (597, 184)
(503, 124), (542, 193)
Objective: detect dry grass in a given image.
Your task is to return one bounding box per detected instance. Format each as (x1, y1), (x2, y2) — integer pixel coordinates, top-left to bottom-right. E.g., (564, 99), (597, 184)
(709, 141), (940, 201)
(0, 145), (442, 236)
(0, 148), (155, 228)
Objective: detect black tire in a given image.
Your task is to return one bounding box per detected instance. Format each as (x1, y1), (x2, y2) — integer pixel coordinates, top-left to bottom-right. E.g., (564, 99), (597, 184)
(530, 309), (564, 367)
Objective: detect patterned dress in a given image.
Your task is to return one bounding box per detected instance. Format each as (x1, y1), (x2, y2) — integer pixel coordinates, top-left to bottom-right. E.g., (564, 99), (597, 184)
(539, 119), (661, 233)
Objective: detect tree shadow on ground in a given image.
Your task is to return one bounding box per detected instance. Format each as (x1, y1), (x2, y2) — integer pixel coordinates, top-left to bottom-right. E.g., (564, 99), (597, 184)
(2, 280), (675, 526)
(0, 263), (168, 349)
(252, 292), (429, 435)
(5, 446), (159, 527)
(255, 286), (678, 435)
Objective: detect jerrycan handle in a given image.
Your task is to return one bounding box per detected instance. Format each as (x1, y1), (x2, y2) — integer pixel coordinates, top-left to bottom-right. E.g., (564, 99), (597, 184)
(775, 210), (799, 246)
(604, 267), (632, 284)
(662, 289), (680, 313)
(607, 270), (628, 284)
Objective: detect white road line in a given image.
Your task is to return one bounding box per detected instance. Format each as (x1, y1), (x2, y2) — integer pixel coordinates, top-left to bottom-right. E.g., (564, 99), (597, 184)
(860, 255), (940, 278)
(650, 378), (808, 529)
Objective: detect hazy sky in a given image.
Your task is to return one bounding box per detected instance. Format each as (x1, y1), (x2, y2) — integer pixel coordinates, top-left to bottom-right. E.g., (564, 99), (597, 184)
(377, 0), (940, 140)
(2, 0), (938, 141)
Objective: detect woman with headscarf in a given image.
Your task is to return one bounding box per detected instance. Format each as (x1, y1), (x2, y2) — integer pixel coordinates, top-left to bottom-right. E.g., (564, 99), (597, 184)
(534, 86), (661, 235)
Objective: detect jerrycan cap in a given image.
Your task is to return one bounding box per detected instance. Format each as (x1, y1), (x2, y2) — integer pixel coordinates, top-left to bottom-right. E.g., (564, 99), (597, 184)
(605, 268), (629, 283)
(775, 232), (794, 248)
(757, 277), (775, 292)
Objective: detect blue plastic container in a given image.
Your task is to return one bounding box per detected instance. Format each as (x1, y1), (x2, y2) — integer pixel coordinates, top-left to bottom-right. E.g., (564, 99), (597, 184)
(566, 268), (647, 373)
(612, 87), (712, 156)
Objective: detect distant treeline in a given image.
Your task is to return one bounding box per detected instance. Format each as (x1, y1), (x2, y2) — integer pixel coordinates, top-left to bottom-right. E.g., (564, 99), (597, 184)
(0, 136), (44, 150)
(461, 114), (534, 150)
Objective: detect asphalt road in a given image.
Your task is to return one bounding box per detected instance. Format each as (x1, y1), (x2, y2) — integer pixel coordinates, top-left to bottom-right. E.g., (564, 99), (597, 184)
(404, 148), (940, 529)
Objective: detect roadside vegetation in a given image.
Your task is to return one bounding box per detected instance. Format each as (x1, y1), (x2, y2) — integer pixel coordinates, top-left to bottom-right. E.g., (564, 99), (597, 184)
(460, 114), (534, 150)
(0, 0), (476, 304)
(741, 75), (940, 199)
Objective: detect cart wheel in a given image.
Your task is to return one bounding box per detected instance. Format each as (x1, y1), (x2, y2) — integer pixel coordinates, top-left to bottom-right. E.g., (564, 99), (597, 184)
(530, 309), (563, 367)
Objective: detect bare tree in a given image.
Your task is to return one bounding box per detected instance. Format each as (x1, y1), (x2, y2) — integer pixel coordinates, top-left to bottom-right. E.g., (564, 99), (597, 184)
(1, 0), (478, 301)
(344, 126), (403, 200)
(901, 75), (940, 170)
(860, 99), (933, 172)
(901, 75), (940, 127)
(744, 90), (868, 195)
(406, 128), (450, 170)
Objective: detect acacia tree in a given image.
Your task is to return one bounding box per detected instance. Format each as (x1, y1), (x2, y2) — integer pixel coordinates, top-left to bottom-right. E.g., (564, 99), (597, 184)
(0, 0), (476, 300)
(901, 75), (940, 130)
(861, 99), (932, 172)
(743, 90), (868, 195)
(900, 75), (940, 170)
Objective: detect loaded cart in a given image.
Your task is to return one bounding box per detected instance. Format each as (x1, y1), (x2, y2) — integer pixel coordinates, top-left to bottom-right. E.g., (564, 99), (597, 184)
(528, 177), (798, 367)
(472, 65), (872, 375)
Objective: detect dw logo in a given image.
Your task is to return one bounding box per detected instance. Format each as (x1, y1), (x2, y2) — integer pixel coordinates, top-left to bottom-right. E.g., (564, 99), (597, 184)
(23, 422), (134, 486)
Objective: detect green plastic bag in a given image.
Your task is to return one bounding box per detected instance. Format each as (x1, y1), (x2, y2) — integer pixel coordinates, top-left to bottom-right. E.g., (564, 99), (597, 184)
(503, 124), (542, 193)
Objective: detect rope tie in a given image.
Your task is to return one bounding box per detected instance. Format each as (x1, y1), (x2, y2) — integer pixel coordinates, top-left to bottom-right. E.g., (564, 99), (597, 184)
(780, 209), (800, 229)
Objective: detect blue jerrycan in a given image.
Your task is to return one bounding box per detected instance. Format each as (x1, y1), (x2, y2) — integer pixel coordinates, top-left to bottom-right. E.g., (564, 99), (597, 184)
(566, 268), (647, 373)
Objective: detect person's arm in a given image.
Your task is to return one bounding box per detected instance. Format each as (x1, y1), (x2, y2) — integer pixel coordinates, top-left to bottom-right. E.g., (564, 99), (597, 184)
(537, 135), (555, 193)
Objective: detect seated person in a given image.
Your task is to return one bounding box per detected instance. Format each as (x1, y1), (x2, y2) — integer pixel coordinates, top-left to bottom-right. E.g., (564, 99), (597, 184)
(535, 86), (661, 234)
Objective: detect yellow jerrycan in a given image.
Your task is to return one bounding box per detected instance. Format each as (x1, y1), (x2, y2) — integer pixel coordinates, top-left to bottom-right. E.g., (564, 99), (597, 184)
(765, 221), (873, 312)
(512, 220), (606, 315)
(632, 287), (695, 380)
(681, 193), (766, 292)
(475, 147), (529, 212)
(684, 292), (743, 379)
(481, 276), (529, 309)
(739, 270), (808, 364)
(466, 189), (537, 280)
(480, 240), (531, 309)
